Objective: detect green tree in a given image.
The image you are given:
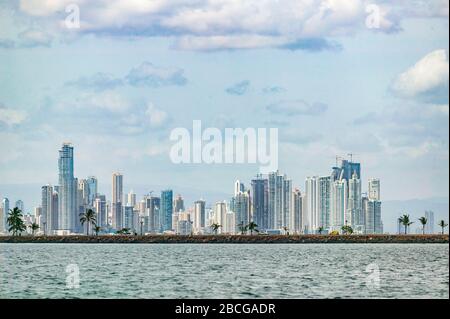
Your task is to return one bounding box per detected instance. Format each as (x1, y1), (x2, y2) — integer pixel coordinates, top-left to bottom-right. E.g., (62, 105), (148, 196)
(210, 223), (221, 235)
(79, 209), (96, 236)
(438, 220), (448, 235)
(237, 221), (248, 235)
(341, 225), (354, 235)
(283, 226), (290, 236)
(418, 217), (428, 235)
(317, 226), (324, 235)
(7, 207), (26, 236)
(247, 222), (259, 235)
(29, 222), (40, 236)
(399, 214), (413, 235)
(116, 228), (131, 235)
(93, 225), (102, 236)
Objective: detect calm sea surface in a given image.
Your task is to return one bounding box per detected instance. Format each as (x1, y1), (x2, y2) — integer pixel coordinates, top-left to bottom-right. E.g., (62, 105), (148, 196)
(0, 243), (448, 299)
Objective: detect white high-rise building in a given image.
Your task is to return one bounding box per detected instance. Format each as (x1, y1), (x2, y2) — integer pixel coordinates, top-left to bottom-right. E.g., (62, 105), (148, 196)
(363, 198), (382, 234)
(330, 179), (347, 230)
(368, 178), (380, 201)
(213, 201), (227, 234)
(234, 180), (245, 196)
(305, 176), (319, 233)
(269, 171), (292, 230)
(224, 211), (236, 234)
(94, 195), (107, 228)
(127, 190), (137, 208)
(425, 211), (435, 234)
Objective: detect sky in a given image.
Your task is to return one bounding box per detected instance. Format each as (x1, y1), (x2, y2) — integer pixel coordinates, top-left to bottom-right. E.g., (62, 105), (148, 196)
(0, 0), (449, 211)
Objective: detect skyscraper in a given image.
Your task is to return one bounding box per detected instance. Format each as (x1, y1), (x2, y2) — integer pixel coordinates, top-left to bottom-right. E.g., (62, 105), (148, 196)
(94, 195), (107, 228)
(86, 176), (98, 206)
(58, 143), (77, 232)
(173, 194), (185, 213)
(251, 176), (269, 231)
(318, 176), (331, 230)
(234, 192), (250, 233)
(291, 188), (303, 234)
(127, 190), (137, 208)
(268, 171), (291, 230)
(15, 200), (24, 212)
(41, 185), (54, 235)
(193, 200), (206, 233)
(305, 176), (319, 233)
(112, 173), (123, 230)
(347, 172), (363, 228)
(368, 178), (380, 201)
(214, 201), (227, 234)
(234, 180), (245, 196)
(363, 198), (382, 234)
(425, 211), (435, 234)
(161, 190), (173, 232)
(145, 196), (160, 233)
(330, 179), (347, 230)
(51, 191), (59, 232)
(2, 198), (9, 232)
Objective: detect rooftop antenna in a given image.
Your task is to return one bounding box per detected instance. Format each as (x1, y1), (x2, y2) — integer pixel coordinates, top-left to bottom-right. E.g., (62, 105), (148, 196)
(348, 153), (356, 163)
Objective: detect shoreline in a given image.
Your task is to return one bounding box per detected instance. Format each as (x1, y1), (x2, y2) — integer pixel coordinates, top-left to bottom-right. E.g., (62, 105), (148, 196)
(0, 234), (448, 244)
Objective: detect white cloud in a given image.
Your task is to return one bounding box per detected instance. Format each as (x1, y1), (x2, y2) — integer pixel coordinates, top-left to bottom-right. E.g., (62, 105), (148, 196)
(0, 105), (27, 126)
(84, 91), (131, 113)
(145, 103), (170, 129)
(391, 50), (449, 103)
(17, 0), (446, 51)
(18, 29), (53, 47)
(125, 62), (187, 87)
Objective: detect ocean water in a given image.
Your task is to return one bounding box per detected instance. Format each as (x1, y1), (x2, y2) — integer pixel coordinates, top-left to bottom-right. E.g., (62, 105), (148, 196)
(0, 243), (448, 299)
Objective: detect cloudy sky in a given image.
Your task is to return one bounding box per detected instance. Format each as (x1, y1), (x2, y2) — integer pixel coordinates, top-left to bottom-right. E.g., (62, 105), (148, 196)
(0, 0), (448, 209)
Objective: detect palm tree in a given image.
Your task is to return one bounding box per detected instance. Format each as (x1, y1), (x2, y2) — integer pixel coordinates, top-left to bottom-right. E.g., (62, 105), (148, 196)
(341, 225), (354, 235)
(438, 220), (448, 235)
(7, 207), (26, 236)
(247, 222), (259, 235)
(93, 225), (102, 236)
(317, 226), (324, 235)
(79, 209), (96, 236)
(399, 214), (414, 235)
(29, 222), (40, 236)
(418, 217), (428, 235)
(210, 223), (221, 235)
(237, 221), (248, 235)
(283, 226), (290, 236)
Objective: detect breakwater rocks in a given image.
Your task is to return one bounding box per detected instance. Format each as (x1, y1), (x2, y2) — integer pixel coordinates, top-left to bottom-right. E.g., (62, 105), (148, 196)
(0, 234), (448, 244)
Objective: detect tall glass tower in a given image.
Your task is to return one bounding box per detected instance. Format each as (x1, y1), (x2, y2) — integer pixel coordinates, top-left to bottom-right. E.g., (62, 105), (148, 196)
(160, 190), (173, 232)
(251, 176), (268, 231)
(58, 143), (76, 232)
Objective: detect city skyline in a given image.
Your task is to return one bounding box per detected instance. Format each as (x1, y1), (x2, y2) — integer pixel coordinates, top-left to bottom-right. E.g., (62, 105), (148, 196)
(2, 142), (384, 236)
